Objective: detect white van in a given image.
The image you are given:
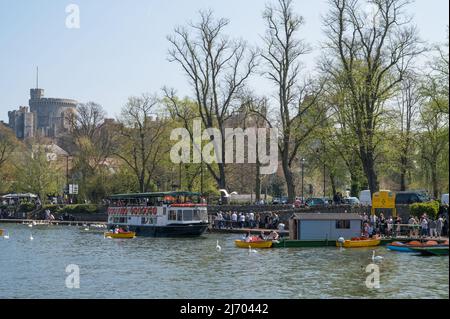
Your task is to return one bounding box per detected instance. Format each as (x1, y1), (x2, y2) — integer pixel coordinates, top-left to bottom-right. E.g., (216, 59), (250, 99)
(359, 190), (372, 206)
(441, 193), (449, 205)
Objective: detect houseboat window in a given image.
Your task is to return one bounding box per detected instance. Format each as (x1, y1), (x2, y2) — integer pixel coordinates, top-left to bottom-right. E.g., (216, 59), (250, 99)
(177, 210), (183, 221)
(141, 217), (147, 225)
(183, 210), (193, 221)
(336, 220), (351, 229)
(168, 210), (177, 221)
(163, 208), (166, 215)
(113, 217), (127, 224)
(192, 209), (201, 221)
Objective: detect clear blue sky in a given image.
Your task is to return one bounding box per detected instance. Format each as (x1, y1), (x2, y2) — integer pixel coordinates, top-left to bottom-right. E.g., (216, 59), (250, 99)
(0, 0), (448, 122)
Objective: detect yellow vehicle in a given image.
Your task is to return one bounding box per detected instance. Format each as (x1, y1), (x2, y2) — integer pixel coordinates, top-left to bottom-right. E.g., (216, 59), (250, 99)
(104, 231), (136, 239)
(234, 240), (273, 249)
(336, 238), (381, 248)
(371, 190), (396, 217)
(0, 229), (3, 236)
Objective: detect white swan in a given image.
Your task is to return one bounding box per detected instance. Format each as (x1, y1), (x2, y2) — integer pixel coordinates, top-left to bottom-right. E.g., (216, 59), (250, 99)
(216, 240), (222, 252)
(28, 223), (33, 228)
(3, 232), (10, 239)
(30, 234), (34, 241)
(372, 251), (383, 262)
(248, 245), (258, 254)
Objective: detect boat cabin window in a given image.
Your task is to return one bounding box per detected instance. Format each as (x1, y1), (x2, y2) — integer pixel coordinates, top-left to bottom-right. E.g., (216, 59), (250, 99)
(182, 210), (193, 221)
(169, 210), (177, 221)
(177, 210), (183, 221)
(113, 217), (127, 224)
(192, 209), (201, 221)
(141, 217), (156, 225)
(336, 220), (351, 229)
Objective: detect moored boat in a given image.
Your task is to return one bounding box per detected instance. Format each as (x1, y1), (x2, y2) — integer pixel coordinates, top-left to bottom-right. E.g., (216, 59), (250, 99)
(409, 246), (449, 256)
(387, 240), (441, 252)
(0, 229), (3, 236)
(337, 238), (381, 248)
(387, 242), (415, 252)
(104, 231), (136, 239)
(106, 191), (209, 237)
(234, 239), (273, 249)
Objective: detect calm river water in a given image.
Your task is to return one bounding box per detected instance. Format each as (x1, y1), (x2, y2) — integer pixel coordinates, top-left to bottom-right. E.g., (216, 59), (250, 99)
(0, 223), (448, 299)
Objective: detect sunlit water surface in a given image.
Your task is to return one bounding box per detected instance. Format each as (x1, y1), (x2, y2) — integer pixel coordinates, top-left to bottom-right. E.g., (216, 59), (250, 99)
(0, 223), (448, 299)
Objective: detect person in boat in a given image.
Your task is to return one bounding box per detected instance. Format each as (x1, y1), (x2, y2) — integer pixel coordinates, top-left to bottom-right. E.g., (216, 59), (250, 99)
(244, 231), (252, 242)
(362, 222), (370, 238)
(268, 231), (279, 241)
(258, 231), (267, 241)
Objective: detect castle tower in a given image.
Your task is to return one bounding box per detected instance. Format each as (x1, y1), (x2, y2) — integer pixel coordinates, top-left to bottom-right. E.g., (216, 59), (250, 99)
(30, 88), (44, 101)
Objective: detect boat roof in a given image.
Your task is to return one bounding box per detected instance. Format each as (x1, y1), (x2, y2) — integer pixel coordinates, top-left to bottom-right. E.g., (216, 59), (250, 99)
(292, 213), (362, 220)
(108, 191), (202, 199)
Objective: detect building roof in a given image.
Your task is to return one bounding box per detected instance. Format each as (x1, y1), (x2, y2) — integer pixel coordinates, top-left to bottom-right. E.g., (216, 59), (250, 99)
(292, 213), (362, 220)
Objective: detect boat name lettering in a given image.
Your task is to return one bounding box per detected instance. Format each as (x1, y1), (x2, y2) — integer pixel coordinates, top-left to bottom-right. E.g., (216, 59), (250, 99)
(108, 206), (158, 215)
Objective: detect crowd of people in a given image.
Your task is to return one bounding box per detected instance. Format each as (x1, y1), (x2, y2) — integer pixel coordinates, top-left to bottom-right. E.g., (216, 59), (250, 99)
(213, 211), (285, 231)
(360, 211), (449, 239)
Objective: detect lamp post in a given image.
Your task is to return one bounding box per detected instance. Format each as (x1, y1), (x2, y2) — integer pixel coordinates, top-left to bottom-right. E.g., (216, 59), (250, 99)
(301, 158), (305, 201)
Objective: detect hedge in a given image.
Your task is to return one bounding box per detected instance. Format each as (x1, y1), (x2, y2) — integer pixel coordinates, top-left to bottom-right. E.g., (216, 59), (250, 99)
(42, 204), (102, 215)
(19, 202), (36, 212)
(409, 201), (440, 218)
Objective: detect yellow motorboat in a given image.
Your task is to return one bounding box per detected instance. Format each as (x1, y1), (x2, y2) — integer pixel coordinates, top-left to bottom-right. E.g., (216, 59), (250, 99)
(235, 239), (273, 249)
(336, 238), (381, 248)
(0, 229), (3, 236)
(104, 231), (136, 239)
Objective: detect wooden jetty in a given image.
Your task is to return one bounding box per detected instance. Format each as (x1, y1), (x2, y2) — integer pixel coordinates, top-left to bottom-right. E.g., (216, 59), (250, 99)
(0, 219), (106, 227)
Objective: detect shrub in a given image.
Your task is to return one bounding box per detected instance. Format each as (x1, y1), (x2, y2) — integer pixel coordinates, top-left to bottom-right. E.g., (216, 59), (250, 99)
(57, 204), (101, 215)
(409, 201), (440, 218)
(19, 202), (36, 212)
(42, 204), (61, 214)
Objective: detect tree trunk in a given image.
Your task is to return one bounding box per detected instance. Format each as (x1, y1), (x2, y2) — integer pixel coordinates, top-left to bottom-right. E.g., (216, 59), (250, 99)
(431, 161), (439, 199)
(360, 149), (379, 193)
(399, 164), (407, 191)
(329, 172), (337, 196)
(255, 161), (261, 202)
(350, 171), (359, 198)
(282, 156), (295, 203)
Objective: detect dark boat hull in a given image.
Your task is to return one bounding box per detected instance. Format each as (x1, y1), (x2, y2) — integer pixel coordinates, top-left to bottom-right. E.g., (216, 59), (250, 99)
(108, 223), (209, 237)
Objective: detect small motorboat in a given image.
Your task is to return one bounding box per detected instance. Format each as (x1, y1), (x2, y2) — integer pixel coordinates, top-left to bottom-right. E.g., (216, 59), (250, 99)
(104, 231), (136, 239)
(336, 237), (381, 248)
(387, 241), (415, 252)
(0, 229), (3, 236)
(234, 239), (273, 249)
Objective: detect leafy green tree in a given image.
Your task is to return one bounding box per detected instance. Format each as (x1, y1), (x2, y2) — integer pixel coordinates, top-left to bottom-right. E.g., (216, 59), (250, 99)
(13, 145), (64, 202)
(321, 0), (424, 192)
(114, 94), (169, 193)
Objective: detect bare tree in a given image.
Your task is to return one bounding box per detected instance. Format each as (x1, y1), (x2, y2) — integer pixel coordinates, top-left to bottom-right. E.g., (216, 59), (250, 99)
(69, 102), (107, 140)
(115, 95), (167, 193)
(165, 10), (258, 192)
(254, 0), (326, 202)
(321, 0), (424, 192)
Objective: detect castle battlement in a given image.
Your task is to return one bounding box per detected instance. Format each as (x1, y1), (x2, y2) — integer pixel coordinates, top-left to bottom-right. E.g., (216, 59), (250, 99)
(9, 87), (78, 139)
